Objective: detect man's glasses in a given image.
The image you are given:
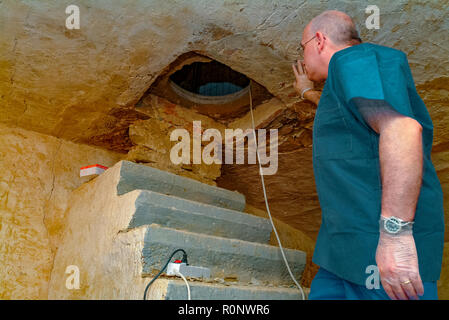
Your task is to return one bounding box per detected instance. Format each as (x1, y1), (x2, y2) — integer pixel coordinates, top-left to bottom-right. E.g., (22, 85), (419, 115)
(297, 34), (363, 53)
(297, 35), (316, 53)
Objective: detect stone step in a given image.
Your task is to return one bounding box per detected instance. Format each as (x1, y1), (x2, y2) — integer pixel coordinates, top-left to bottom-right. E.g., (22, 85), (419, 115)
(116, 160), (245, 211)
(127, 190), (272, 244)
(136, 224), (306, 286)
(146, 278), (304, 300)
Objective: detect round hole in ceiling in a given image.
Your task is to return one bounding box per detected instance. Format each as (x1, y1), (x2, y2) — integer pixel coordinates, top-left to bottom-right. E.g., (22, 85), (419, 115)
(138, 52), (273, 123)
(169, 60), (249, 95)
(168, 60), (250, 103)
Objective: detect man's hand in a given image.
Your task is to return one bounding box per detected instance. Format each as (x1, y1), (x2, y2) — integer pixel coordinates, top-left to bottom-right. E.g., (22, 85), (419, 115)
(292, 61), (321, 105)
(292, 60), (313, 97)
(375, 230), (424, 300)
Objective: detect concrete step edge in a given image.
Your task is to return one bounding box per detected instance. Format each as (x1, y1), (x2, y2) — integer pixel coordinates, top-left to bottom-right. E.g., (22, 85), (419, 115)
(116, 160), (246, 211)
(146, 278), (306, 300)
(127, 190), (272, 243)
(135, 224), (306, 286)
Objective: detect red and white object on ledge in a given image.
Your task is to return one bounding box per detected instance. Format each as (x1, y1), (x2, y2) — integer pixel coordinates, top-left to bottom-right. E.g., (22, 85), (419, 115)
(80, 164), (108, 177)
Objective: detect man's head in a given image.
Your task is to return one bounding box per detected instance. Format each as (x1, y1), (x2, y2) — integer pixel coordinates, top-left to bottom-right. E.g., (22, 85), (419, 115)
(300, 10), (361, 81)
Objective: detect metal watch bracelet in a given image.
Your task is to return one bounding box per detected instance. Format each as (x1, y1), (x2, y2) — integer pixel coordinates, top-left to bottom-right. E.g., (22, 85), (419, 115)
(379, 216), (414, 235)
(300, 87), (313, 100)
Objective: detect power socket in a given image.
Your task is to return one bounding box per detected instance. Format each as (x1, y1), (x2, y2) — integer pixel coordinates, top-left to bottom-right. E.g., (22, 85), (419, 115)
(167, 262), (211, 280)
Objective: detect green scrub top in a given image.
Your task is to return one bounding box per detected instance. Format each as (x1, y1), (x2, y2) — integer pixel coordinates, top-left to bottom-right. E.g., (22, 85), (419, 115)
(312, 43), (445, 286)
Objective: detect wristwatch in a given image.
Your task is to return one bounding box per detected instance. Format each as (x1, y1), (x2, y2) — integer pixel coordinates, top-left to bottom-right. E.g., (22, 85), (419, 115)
(380, 216), (414, 235)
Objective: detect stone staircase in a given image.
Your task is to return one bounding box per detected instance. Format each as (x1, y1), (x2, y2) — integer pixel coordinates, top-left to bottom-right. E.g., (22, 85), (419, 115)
(48, 160), (306, 300)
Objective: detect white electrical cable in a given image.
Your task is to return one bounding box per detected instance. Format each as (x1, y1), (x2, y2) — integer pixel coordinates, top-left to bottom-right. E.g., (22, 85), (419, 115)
(248, 81), (306, 300)
(174, 270), (191, 300)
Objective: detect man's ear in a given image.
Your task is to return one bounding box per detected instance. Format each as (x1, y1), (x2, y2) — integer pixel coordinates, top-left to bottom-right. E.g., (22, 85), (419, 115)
(315, 31), (325, 53)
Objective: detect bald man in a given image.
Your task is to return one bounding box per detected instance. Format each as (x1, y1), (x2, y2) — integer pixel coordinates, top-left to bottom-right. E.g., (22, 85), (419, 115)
(292, 10), (444, 300)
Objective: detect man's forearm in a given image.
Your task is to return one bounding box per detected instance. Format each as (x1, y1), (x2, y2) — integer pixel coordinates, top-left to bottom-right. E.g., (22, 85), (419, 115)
(379, 119), (423, 222)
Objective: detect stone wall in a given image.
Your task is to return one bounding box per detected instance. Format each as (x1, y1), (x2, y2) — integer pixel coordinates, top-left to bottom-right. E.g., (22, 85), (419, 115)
(0, 123), (124, 299)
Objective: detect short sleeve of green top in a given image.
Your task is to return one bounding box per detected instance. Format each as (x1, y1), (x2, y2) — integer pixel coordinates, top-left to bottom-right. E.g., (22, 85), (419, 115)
(311, 43), (445, 286)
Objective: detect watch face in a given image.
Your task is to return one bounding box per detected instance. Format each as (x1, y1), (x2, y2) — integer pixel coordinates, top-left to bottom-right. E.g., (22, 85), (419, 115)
(385, 218), (401, 234)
